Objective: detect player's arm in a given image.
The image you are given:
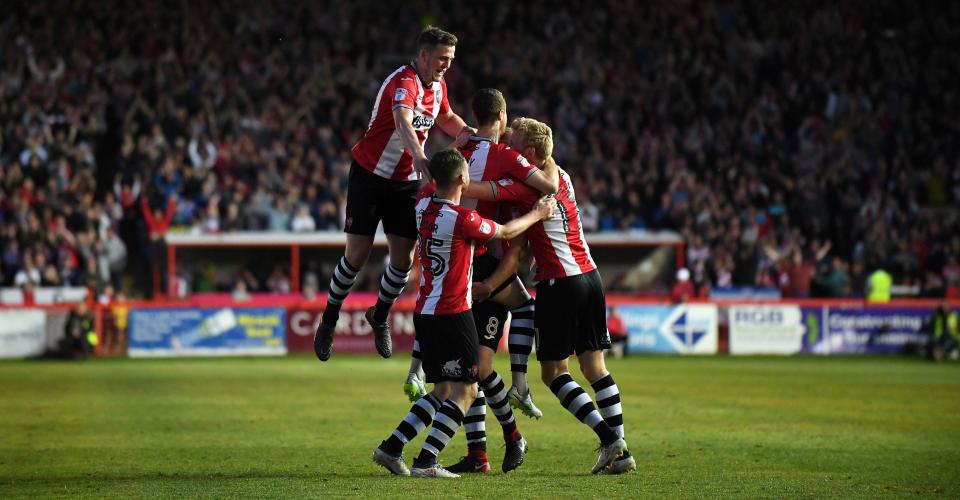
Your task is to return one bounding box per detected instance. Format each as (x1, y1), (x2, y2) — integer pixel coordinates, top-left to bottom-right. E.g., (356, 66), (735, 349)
(473, 235), (526, 302)
(462, 180), (499, 201)
(523, 156), (559, 195)
(463, 175), (530, 203)
(434, 101), (472, 140)
(495, 196), (554, 240)
(393, 107), (431, 182)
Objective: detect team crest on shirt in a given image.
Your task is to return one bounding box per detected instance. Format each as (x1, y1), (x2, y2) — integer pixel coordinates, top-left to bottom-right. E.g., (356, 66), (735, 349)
(468, 364), (479, 378)
(394, 88), (407, 102)
(479, 221), (492, 235)
(497, 178), (514, 187)
(442, 359), (462, 377)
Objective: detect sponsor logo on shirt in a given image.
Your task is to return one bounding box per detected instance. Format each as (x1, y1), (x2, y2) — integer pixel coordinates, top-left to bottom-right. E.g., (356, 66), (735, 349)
(411, 115), (435, 129)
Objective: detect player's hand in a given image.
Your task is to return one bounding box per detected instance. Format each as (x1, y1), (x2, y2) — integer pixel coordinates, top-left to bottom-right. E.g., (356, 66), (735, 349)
(451, 126), (474, 149)
(414, 156), (432, 184)
(472, 281), (492, 301)
(533, 195), (556, 220)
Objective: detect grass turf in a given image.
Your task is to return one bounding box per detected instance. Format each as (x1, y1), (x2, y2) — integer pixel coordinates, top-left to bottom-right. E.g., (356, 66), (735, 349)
(1, 355), (958, 498)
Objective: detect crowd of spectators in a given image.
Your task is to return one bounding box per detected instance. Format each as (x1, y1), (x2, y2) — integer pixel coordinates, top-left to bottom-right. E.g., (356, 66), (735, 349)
(0, 0), (958, 298)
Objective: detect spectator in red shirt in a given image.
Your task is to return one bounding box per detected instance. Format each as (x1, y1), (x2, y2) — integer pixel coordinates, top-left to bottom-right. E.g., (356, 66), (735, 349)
(671, 268), (695, 303)
(607, 307), (628, 358)
(140, 194), (176, 296)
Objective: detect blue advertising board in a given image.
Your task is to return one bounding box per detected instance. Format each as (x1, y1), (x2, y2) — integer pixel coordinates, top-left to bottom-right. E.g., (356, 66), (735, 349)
(617, 304), (718, 354)
(128, 308), (287, 357)
(825, 307), (930, 354)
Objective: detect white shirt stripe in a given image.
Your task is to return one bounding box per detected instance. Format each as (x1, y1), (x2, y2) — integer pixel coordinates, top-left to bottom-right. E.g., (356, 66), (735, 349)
(420, 205), (459, 314)
(367, 66), (406, 129)
(374, 130), (405, 179)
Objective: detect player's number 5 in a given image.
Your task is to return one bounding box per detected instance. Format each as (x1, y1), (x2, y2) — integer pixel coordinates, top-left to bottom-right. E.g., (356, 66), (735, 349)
(421, 237), (447, 275)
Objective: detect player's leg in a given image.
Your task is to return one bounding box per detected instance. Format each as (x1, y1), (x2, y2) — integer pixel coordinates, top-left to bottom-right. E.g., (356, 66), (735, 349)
(315, 234), (372, 361)
(411, 311), (481, 478)
(373, 389), (443, 476)
(449, 307), (527, 475)
(446, 337), (491, 474)
(412, 380), (478, 477)
(315, 164), (380, 361)
(575, 270), (635, 474)
(365, 178), (419, 358)
(489, 280), (541, 418)
(365, 234), (415, 358)
(536, 275), (624, 474)
(374, 316), (449, 475)
(578, 351), (635, 475)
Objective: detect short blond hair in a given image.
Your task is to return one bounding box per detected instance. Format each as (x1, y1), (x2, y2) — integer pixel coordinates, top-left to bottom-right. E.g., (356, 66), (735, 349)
(510, 117), (553, 161)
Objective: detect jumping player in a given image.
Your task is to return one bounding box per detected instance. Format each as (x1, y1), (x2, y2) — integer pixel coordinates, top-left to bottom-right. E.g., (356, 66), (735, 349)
(314, 26), (472, 361)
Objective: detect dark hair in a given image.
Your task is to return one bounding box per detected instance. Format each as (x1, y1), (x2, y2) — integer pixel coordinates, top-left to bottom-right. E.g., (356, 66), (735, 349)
(418, 26), (458, 51)
(429, 149), (466, 190)
(471, 89), (506, 127)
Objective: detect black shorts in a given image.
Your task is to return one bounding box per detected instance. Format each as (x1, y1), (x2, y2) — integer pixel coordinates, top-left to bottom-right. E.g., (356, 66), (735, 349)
(414, 311), (480, 384)
(535, 269), (611, 360)
(473, 300), (508, 351)
(344, 161), (419, 238)
(471, 253), (511, 351)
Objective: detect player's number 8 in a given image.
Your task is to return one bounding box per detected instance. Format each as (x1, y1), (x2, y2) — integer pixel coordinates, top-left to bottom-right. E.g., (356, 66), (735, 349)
(485, 317), (499, 339)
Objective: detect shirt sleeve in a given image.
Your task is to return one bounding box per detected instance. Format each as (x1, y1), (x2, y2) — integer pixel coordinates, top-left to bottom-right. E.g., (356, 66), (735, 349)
(458, 209), (498, 244)
(491, 177), (537, 206)
(391, 75), (419, 111)
(503, 149), (538, 182)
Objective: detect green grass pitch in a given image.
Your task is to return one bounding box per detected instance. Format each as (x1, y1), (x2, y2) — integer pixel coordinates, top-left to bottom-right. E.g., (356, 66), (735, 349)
(1, 355), (958, 498)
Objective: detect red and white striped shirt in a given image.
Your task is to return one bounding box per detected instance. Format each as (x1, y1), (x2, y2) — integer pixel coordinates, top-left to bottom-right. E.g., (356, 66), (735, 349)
(352, 64), (450, 181)
(414, 195), (499, 315)
(459, 137), (536, 257)
(492, 166), (597, 281)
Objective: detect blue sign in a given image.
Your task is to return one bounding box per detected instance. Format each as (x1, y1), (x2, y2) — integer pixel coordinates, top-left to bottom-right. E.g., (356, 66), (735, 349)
(128, 308), (287, 357)
(671, 312), (709, 347)
(618, 305), (718, 354)
(826, 307), (930, 354)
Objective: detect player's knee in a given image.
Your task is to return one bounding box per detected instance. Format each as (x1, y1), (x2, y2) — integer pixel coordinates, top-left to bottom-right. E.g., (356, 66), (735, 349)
(579, 364), (607, 383)
(577, 352), (608, 382)
(452, 382), (478, 411)
(540, 362), (564, 386)
(478, 363), (493, 380)
(390, 253), (413, 270)
(344, 247), (371, 269)
(431, 383), (453, 401)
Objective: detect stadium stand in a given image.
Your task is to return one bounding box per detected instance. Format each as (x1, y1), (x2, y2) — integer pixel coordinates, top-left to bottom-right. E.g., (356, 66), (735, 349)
(1, 0), (958, 299)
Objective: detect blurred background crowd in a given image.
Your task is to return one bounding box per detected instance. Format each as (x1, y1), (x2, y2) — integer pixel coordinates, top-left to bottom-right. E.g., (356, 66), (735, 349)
(1, 0), (958, 298)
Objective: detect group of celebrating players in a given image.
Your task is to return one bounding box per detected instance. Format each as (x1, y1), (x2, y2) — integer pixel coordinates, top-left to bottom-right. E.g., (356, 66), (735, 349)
(313, 26), (636, 478)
